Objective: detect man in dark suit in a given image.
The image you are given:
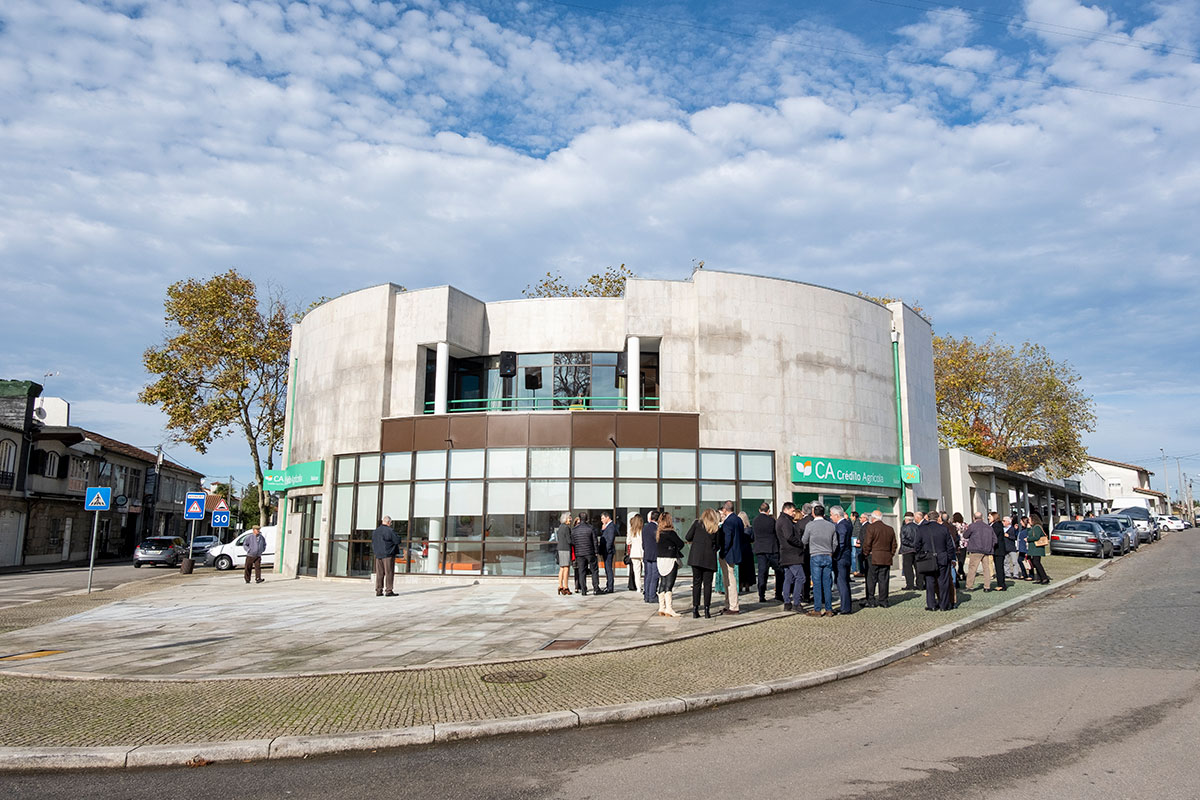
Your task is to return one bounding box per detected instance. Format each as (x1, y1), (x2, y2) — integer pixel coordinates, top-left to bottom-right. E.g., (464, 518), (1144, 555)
(793, 502), (814, 604)
(776, 502), (804, 611)
(598, 511), (618, 593)
(916, 514), (956, 611)
(718, 501), (744, 614)
(751, 502), (783, 603)
(989, 511), (1008, 591)
(570, 511), (600, 596)
(861, 510), (898, 608)
(642, 510), (659, 604)
(831, 505), (854, 614)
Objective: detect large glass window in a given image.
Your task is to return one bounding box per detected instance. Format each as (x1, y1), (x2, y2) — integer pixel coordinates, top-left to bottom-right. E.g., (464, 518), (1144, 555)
(616, 448), (657, 478)
(327, 446), (775, 578)
(574, 449), (614, 478)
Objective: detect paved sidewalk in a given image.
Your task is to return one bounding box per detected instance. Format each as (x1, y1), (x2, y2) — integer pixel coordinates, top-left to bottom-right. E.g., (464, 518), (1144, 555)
(0, 553), (1100, 751)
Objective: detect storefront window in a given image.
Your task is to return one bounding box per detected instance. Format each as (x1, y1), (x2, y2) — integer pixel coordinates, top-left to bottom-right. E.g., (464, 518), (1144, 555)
(358, 454), (381, 482)
(383, 452), (412, 481)
(530, 448), (569, 477)
(449, 450), (485, 479)
(574, 449), (614, 479)
(700, 450), (736, 480)
(336, 456), (356, 484)
(414, 451), (447, 480)
(616, 448), (657, 478)
(661, 449), (697, 480)
(487, 448), (527, 479)
(738, 451), (773, 482)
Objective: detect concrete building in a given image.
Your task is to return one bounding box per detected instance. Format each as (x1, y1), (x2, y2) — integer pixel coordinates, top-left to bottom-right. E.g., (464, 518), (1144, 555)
(939, 447), (1106, 523)
(0, 379), (203, 567)
(1085, 456), (1168, 514)
(275, 270), (941, 580)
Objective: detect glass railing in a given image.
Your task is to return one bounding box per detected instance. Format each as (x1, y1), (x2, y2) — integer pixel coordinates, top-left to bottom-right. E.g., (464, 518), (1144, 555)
(423, 396), (661, 414)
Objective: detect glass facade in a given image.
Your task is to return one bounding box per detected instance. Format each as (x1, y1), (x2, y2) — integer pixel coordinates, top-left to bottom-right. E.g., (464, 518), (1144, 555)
(422, 350), (661, 412)
(326, 447), (775, 578)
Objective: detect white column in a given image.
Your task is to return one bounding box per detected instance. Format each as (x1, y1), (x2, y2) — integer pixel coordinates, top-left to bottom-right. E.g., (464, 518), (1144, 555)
(626, 336), (640, 411)
(434, 341), (450, 415)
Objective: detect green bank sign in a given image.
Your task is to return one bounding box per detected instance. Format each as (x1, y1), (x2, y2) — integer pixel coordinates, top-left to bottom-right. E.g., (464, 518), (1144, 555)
(263, 460), (325, 492)
(790, 456), (901, 489)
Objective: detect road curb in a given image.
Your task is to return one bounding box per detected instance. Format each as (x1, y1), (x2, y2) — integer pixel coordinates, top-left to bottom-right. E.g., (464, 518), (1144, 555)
(0, 562), (1109, 772)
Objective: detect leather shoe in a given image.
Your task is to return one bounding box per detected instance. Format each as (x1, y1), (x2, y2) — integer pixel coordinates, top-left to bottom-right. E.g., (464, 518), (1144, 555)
(720, 608), (740, 615)
(384, 591), (398, 597)
(805, 610), (821, 617)
(783, 602), (793, 611)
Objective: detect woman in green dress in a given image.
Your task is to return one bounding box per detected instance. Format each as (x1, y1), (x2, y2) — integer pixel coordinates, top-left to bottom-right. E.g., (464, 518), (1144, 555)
(1025, 514), (1051, 584)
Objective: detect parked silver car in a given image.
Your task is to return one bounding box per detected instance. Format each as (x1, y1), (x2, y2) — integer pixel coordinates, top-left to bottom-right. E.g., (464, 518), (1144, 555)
(1050, 520), (1113, 558)
(1112, 507), (1159, 542)
(133, 536), (188, 568)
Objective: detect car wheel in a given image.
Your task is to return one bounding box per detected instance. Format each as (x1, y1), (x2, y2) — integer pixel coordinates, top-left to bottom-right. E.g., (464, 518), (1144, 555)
(215, 555), (233, 571)
(133, 561), (142, 568)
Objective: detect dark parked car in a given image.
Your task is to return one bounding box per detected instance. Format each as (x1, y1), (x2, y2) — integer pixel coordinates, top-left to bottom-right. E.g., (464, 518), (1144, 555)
(1050, 520), (1113, 558)
(133, 536), (187, 568)
(1092, 517), (1131, 555)
(189, 535), (221, 559)
(1095, 514), (1139, 550)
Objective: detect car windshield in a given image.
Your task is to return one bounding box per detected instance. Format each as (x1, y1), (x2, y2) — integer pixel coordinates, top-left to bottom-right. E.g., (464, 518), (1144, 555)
(1094, 520), (1120, 532)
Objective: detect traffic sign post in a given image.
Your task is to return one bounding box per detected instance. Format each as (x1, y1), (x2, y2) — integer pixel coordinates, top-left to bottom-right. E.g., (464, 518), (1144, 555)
(83, 487), (112, 594)
(183, 491), (207, 566)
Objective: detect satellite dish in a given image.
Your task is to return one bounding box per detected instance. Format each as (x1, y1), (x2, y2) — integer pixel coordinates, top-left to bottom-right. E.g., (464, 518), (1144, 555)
(34, 407), (46, 419)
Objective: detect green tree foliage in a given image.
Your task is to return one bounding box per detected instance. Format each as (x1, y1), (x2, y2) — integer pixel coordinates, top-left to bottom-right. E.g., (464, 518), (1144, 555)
(140, 270), (291, 525)
(238, 484), (268, 529)
(523, 264), (635, 297)
(933, 335), (1096, 478)
(855, 292), (931, 324)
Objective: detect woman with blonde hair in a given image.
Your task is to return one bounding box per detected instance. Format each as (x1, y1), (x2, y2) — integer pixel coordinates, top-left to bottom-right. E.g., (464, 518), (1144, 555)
(555, 511), (573, 595)
(627, 514), (644, 593)
(686, 508), (721, 618)
(654, 511), (686, 617)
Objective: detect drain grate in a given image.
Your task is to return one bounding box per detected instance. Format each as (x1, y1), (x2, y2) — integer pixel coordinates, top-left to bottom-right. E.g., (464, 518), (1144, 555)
(481, 670), (547, 684)
(0, 650), (66, 661)
(541, 638), (590, 651)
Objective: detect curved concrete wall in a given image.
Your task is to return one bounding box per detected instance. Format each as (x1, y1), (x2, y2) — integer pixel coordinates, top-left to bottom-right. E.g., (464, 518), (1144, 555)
(284, 270), (940, 506)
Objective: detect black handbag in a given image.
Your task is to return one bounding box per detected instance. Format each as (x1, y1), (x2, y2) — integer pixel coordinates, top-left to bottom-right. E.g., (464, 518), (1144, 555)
(915, 551), (938, 575)
(626, 551), (637, 590)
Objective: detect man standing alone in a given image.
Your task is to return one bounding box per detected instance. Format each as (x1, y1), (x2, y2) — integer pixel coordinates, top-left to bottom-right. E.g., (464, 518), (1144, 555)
(752, 502), (782, 603)
(372, 516), (400, 597)
(244, 524), (267, 585)
(861, 510), (898, 608)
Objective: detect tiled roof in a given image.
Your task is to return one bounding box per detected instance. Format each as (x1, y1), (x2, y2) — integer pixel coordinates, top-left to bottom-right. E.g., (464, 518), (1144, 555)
(1133, 487), (1168, 499)
(78, 429), (204, 478)
(1087, 455), (1153, 475)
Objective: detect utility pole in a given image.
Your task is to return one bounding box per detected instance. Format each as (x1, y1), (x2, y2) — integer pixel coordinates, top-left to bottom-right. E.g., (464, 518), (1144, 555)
(1160, 448), (1171, 515)
(1177, 458), (1184, 515)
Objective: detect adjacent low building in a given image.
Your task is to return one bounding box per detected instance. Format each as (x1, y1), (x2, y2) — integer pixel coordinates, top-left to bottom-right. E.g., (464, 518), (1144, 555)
(274, 269), (942, 581)
(0, 379), (204, 567)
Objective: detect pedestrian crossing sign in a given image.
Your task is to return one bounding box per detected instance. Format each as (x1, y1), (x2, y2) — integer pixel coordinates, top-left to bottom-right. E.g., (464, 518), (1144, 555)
(84, 487), (111, 511)
(184, 491), (207, 521)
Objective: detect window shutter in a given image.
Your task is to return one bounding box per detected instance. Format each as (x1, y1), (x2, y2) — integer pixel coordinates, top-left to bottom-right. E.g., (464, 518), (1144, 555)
(29, 449), (46, 475)
(58, 455), (71, 480)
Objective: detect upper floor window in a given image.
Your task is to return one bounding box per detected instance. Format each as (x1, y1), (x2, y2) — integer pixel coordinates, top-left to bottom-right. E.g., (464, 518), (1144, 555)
(423, 350), (659, 413)
(0, 439), (15, 473)
(44, 452), (59, 478)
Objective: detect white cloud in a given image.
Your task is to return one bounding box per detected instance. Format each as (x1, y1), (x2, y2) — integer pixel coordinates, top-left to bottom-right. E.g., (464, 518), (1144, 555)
(1, 0), (1198, 481)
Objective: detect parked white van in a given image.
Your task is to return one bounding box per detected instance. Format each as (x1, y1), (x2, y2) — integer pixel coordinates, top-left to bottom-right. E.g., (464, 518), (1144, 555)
(205, 526), (278, 571)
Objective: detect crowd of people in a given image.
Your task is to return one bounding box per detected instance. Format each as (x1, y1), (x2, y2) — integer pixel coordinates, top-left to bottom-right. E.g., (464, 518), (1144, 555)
(537, 499), (1061, 618)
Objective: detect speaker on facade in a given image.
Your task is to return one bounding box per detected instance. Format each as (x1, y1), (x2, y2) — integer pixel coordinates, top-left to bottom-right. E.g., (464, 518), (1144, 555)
(524, 369), (542, 390)
(499, 351), (517, 377)
(616, 350), (628, 377)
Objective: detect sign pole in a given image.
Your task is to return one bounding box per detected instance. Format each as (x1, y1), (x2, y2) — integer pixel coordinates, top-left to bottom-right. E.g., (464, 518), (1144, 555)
(188, 518), (196, 556)
(87, 510), (100, 594)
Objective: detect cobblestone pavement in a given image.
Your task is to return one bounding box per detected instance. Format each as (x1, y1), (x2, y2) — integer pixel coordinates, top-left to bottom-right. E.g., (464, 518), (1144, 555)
(0, 552), (1101, 748)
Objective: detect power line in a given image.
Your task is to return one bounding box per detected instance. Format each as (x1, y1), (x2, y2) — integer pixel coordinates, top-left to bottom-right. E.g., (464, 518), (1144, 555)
(861, 0), (1200, 61)
(544, 1), (1200, 111)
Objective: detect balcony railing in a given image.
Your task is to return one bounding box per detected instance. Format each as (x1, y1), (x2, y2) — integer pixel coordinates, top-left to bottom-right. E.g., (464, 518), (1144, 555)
(0, 471), (13, 490)
(423, 396), (662, 414)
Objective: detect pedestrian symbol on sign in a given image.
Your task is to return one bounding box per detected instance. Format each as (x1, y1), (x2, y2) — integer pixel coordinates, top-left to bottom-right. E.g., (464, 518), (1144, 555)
(84, 487), (112, 511)
(186, 499), (203, 515)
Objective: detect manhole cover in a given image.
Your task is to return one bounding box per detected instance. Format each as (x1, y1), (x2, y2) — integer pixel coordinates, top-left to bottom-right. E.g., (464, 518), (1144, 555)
(481, 670), (547, 684)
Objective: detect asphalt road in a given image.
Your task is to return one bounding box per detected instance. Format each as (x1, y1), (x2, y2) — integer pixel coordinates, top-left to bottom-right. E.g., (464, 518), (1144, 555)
(0, 563), (172, 609)
(8, 531), (1199, 800)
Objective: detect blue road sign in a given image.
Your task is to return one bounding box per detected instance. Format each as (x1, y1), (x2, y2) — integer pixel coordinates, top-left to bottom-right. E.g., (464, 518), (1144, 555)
(211, 510), (231, 528)
(184, 491), (207, 521)
(85, 487), (112, 511)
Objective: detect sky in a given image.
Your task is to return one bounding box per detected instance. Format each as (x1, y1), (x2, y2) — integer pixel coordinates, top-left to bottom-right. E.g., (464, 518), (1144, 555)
(1, 0), (1198, 500)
